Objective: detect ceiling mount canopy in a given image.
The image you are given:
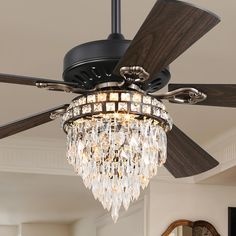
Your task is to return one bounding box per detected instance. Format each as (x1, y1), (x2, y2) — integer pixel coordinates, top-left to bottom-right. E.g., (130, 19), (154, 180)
(0, 0), (232, 223)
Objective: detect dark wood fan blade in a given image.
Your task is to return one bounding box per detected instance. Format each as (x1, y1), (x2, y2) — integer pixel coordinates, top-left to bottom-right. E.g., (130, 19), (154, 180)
(165, 125), (219, 178)
(168, 84), (236, 108)
(113, 0), (220, 80)
(0, 104), (69, 139)
(0, 73), (79, 91)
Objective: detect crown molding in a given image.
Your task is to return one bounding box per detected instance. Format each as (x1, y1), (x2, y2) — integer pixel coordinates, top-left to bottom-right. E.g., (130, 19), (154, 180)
(154, 127), (236, 183)
(153, 168), (195, 184)
(194, 126), (236, 182)
(0, 136), (74, 176)
(0, 127), (235, 183)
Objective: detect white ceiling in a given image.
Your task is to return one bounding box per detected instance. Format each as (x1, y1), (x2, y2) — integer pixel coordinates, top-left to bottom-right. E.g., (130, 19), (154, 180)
(0, 0), (235, 225)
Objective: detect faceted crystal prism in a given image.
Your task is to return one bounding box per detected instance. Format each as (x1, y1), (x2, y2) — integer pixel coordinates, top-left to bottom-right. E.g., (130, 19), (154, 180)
(82, 105), (91, 114)
(73, 107), (80, 116)
(94, 103), (103, 112)
(106, 102), (115, 111)
(152, 98), (165, 110)
(153, 107), (161, 116)
(78, 97), (86, 105)
(110, 93), (119, 101)
(67, 110), (73, 119)
(132, 93), (142, 103)
(143, 96), (152, 104)
(131, 103), (141, 112)
(97, 93), (107, 102)
(74, 100), (80, 107)
(118, 102), (128, 111)
(152, 98), (159, 106)
(121, 93), (131, 101)
(87, 94), (96, 103)
(142, 105), (151, 114)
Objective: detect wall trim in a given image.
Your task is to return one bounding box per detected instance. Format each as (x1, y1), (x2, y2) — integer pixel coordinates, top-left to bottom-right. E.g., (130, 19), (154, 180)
(0, 136), (74, 176)
(0, 126), (235, 183)
(194, 126), (236, 182)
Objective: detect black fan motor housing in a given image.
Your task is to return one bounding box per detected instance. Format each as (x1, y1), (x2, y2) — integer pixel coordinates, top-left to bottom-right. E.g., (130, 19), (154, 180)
(63, 35), (171, 92)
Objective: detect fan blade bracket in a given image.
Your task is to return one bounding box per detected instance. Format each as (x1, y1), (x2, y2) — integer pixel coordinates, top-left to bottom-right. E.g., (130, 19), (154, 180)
(0, 73), (83, 94)
(50, 107), (68, 120)
(36, 82), (94, 94)
(36, 82), (73, 93)
(168, 84), (236, 108)
(151, 88), (207, 104)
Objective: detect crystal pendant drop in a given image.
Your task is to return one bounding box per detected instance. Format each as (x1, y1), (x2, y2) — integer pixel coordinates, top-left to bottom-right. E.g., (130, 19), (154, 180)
(66, 114), (169, 222)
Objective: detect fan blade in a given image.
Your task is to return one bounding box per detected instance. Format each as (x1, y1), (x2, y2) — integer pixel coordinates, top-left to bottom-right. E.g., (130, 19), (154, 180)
(0, 104), (68, 139)
(168, 84), (236, 108)
(113, 0), (220, 80)
(165, 125), (219, 178)
(0, 73), (80, 92)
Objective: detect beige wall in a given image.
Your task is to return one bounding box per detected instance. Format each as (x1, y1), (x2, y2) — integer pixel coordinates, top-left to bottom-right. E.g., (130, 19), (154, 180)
(71, 201), (144, 236)
(0, 206), (143, 236)
(21, 223), (71, 236)
(2, 182), (236, 236)
(148, 181), (236, 236)
(0, 225), (18, 236)
(96, 208), (144, 236)
(71, 218), (96, 236)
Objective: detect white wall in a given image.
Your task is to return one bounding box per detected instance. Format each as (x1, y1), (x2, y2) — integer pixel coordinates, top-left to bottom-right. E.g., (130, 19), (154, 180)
(0, 225), (18, 236)
(71, 201), (144, 236)
(71, 218), (96, 236)
(21, 223), (71, 236)
(4, 182), (235, 236)
(96, 207), (144, 236)
(148, 181), (236, 236)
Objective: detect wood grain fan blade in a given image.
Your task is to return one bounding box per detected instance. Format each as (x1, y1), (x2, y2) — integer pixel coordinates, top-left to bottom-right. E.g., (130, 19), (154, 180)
(0, 104), (69, 139)
(165, 125), (219, 178)
(113, 0), (220, 80)
(169, 84), (236, 108)
(0, 73), (78, 88)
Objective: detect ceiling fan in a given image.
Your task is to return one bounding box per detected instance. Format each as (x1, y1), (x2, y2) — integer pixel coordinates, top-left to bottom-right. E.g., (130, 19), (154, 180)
(0, 0), (235, 221)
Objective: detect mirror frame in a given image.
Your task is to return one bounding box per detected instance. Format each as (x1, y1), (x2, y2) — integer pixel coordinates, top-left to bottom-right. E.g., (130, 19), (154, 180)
(162, 219), (220, 236)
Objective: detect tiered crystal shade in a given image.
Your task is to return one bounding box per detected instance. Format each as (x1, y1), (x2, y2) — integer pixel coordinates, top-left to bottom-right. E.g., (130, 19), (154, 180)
(62, 91), (173, 222)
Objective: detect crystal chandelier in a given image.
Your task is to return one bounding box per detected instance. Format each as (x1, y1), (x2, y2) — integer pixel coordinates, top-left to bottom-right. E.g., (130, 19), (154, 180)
(62, 90), (172, 222)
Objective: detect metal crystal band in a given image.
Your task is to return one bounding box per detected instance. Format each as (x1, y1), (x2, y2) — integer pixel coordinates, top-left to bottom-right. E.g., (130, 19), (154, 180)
(62, 90), (173, 133)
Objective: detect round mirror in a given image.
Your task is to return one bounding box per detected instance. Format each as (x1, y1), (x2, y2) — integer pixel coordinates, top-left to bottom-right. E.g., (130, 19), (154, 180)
(162, 220), (220, 236)
(169, 225), (193, 236)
